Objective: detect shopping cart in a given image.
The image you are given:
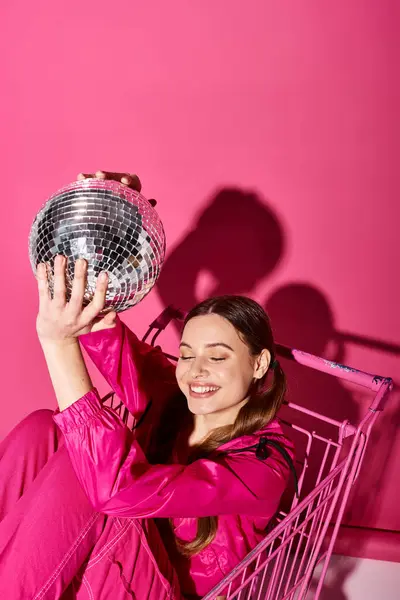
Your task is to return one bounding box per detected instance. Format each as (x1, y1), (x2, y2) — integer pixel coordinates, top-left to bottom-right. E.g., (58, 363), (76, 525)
(104, 307), (394, 600)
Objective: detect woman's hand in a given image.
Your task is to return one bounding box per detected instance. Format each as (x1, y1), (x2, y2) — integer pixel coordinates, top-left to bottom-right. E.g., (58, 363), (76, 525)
(36, 255), (116, 347)
(77, 170), (157, 207)
(36, 255), (117, 410)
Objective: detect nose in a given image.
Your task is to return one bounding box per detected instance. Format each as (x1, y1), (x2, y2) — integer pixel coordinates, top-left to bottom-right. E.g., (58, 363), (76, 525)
(189, 356), (209, 379)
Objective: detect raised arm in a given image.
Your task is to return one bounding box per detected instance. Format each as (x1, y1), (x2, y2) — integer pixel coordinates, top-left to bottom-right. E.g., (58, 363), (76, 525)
(36, 255), (178, 423)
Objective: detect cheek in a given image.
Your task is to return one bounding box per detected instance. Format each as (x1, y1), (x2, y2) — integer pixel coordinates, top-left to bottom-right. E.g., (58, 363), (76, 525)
(221, 364), (253, 389)
(230, 361), (256, 390)
(175, 362), (189, 385)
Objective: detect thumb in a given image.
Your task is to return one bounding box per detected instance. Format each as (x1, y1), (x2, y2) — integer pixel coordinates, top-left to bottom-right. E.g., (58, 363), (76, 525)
(104, 311), (117, 326)
(91, 311), (117, 332)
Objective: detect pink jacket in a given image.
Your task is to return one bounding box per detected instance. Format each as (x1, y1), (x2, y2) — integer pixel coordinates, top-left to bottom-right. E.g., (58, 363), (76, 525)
(53, 317), (294, 598)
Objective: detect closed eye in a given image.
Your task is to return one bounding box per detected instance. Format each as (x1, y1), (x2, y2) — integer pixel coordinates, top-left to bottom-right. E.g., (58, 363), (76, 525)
(179, 356), (226, 362)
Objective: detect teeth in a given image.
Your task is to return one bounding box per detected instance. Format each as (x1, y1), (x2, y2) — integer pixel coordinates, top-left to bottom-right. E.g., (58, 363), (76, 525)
(190, 385), (219, 394)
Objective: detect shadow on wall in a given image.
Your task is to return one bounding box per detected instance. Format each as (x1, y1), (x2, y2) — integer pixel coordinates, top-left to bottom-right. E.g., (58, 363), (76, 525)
(265, 283), (356, 423)
(157, 187), (285, 310)
(155, 185), (400, 600)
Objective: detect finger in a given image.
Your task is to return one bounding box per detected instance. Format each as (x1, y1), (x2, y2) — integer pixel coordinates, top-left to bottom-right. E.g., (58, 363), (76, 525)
(36, 263), (51, 311)
(80, 271), (108, 325)
(91, 311), (117, 333)
(92, 171), (141, 192)
(120, 174), (142, 192)
(78, 171), (142, 192)
(77, 172), (142, 192)
(77, 173), (94, 180)
(52, 255), (67, 307)
(103, 310), (117, 325)
(68, 259), (87, 316)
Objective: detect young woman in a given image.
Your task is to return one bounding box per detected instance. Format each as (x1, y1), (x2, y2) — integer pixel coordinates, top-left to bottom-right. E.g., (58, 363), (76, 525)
(0, 173), (294, 600)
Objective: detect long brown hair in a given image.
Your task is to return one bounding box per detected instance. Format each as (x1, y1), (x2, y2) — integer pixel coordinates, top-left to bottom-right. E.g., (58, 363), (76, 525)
(148, 295), (286, 557)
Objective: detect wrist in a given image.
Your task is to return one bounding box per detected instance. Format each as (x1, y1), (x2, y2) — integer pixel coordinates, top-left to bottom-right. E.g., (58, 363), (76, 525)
(39, 337), (79, 351)
(39, 337), (93, 411)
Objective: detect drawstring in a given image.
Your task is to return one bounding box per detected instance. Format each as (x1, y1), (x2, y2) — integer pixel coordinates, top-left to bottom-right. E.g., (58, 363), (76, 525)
(224, 436), (299, 498)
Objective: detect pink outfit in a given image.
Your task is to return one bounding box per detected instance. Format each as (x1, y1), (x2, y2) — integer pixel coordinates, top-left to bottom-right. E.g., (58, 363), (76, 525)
(0, 317), (293, 599)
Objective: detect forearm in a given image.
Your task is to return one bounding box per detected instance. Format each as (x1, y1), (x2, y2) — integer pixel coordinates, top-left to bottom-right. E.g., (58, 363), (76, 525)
(41, 340), (93, 411)
(79, 317), (179, 420)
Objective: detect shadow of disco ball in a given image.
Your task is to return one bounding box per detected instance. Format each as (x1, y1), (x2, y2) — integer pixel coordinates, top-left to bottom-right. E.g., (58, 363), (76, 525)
(28, 179), (166, 313)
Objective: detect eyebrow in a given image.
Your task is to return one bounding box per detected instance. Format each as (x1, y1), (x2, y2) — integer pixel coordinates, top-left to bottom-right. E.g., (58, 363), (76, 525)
(179, 342), (234, 351)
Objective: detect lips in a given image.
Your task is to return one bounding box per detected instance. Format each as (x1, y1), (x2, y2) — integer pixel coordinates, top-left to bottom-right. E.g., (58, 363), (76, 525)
(189, 384), (220, 398)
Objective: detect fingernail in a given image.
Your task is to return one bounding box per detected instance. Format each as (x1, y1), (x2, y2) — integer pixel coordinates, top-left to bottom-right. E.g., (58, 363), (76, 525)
(99, 271), (108, 282)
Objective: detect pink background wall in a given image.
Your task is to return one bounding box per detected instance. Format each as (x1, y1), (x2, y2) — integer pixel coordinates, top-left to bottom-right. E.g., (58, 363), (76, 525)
(1, 0), (399, 566)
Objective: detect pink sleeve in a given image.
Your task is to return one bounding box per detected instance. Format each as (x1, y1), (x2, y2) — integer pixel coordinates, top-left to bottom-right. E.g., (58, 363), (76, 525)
(78, 316), (178, 423)
(53, 391), (290, 520)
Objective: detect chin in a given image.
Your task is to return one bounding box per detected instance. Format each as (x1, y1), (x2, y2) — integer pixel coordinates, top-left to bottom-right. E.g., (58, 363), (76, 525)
(186, 399), (217, 416)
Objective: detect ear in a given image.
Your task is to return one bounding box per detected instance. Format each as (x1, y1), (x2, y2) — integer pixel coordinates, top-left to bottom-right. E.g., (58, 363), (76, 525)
(253, 349), (271, 380)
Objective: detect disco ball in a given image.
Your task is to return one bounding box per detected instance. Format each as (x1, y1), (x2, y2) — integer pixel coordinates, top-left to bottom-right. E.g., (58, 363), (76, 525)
(28, 179), (166, 313)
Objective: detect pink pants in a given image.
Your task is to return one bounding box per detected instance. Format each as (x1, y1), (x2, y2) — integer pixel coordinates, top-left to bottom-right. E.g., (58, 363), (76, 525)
(0, 410), (182, 599)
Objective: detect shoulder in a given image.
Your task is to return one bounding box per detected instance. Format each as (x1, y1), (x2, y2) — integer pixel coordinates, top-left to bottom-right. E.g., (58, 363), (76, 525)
(219, 418), (294, 456)
(215, 419), (295, 491)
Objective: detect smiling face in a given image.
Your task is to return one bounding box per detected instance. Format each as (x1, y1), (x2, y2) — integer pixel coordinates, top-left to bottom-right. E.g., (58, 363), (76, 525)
(176, 313), (269, 425)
